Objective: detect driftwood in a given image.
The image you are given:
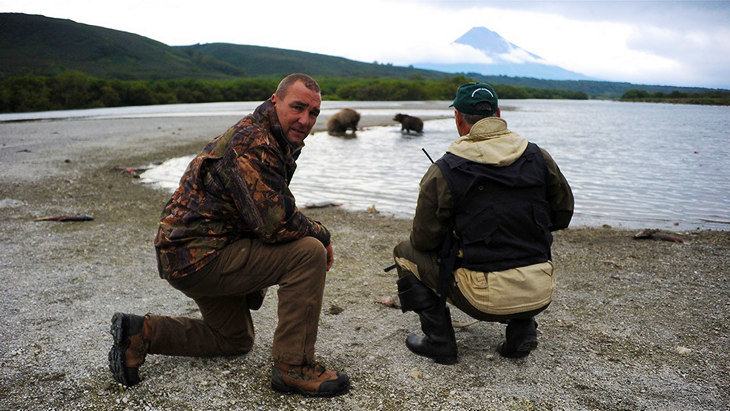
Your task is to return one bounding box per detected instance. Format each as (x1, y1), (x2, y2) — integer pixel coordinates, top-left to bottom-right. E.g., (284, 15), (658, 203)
(35, 214), (94, 222)
(633, 229), (687, 243)
(303, 201), (343, 209)
(113, 165), (153, 178)
(376, 294), (401, 309)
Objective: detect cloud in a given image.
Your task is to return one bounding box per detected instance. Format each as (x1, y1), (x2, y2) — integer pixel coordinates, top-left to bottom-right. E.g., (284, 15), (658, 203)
(628, 25), (730, 68)
(441, 4), (728, 87)
(626, 26), (730, 88)
(418, 1), (730, 87)
(2, 0), (728, 87)
(497, 47), (545, 64)
(428, 0), (730, 32)
(389, 43), (493, 65)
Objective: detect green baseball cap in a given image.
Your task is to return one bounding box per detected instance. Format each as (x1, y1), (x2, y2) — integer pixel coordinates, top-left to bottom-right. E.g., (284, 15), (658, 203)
(449, 82), (498, 115)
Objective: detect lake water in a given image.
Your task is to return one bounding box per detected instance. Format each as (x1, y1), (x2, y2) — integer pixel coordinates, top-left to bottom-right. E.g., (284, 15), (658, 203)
(8, 100), (726, 231)
(142, 100), (729, 231)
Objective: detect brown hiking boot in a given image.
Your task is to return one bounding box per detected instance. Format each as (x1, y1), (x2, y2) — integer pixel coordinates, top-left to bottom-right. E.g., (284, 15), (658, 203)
(108, 312), (150, 386)
(271, 362), (350, 397)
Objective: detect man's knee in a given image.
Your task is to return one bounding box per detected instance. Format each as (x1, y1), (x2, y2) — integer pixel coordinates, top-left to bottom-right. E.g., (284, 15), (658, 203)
(394, 240), (424, 278)
(219, 332), (254, 355)
(277, 237), (327, 283)
(294, 236), (327, 268)
(393, 239), (411, 259)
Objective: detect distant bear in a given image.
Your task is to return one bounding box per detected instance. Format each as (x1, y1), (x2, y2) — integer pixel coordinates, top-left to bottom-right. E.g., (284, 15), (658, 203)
(327, 108), (360, 133)
(393, 113), (423, 134)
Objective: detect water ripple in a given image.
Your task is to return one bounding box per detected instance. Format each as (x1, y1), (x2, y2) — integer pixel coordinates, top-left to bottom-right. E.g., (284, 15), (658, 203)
(141, 100), (730, 231)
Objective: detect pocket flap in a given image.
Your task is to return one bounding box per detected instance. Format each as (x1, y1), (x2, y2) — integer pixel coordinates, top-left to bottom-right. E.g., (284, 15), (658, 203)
(457, 206), (497, 245)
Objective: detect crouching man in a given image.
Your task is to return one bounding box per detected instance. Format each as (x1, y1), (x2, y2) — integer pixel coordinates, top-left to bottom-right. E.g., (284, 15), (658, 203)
(108, 73), (349, 397)
(393, 82), (574, 363)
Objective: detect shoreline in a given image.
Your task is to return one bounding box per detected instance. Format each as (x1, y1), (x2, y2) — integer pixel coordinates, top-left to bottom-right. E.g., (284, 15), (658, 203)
(0, 108), (728, 409)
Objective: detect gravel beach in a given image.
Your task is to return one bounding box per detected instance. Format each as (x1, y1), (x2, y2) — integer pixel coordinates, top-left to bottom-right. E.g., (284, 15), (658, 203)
(1, 104), (728, 410)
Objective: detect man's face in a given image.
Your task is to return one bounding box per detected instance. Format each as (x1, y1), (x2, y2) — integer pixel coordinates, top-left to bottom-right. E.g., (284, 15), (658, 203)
(271, 81), (321, 146)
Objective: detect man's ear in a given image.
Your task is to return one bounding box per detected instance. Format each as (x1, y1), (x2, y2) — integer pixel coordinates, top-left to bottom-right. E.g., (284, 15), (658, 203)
(454, 110), (464, 126)
(270, 93), (278, 104)
(454, 110), (469, 136)
(496, 108), (501, 117)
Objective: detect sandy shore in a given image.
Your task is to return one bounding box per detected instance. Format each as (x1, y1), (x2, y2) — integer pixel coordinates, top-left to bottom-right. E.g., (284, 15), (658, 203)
(0, 105), (728, 410)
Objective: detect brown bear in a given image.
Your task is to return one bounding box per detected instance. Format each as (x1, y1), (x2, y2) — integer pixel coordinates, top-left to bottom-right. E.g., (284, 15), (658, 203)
(327, 108), (361, 134)
(393, 113), (423, 134)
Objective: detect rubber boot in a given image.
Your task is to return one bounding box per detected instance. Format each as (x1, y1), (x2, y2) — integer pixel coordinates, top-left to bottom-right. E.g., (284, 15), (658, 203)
(498, 317), (538, 358)
(397, 274), (457, 364)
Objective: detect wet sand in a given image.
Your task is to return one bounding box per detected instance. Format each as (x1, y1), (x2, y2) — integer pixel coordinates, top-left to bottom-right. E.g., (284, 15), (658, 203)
(0, 105), (728, 410)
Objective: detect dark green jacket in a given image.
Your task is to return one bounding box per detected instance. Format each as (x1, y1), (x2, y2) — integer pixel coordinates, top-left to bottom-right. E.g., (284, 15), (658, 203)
(411, 117), (573, 253)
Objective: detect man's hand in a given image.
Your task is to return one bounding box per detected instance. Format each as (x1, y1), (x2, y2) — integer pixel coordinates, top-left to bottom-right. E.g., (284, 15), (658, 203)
(325, 244), (334, 271)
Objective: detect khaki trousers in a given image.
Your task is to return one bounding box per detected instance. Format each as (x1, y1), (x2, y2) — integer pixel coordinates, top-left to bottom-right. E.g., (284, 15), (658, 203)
(393, 240), (545, 321)
(147, 236), (327, 365)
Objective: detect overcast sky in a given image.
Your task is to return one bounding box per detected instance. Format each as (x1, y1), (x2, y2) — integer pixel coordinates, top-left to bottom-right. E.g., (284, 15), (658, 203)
(3, 0), (729, 88)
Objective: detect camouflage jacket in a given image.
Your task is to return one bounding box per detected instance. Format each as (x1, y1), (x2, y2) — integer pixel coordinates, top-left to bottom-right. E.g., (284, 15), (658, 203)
(155, 100), (330, 281)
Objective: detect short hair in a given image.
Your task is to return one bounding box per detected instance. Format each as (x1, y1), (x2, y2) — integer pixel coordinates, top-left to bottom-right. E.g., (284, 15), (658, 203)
(459, 102), (496, 125)
(275, 73), (321, 98)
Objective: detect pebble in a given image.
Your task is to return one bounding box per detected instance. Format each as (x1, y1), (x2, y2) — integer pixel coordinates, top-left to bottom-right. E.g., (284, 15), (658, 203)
(676, 346), (692, 355)
(408, 368), (424, 379)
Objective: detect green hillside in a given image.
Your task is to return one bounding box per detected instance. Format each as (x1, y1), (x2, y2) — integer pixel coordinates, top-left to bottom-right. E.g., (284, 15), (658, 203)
(0, 13), (447, 81)
(175, 43), (447, 79)
(464, 74), (712, 99)
(0, 12), (725, 108)
(0, 13), (226, 79)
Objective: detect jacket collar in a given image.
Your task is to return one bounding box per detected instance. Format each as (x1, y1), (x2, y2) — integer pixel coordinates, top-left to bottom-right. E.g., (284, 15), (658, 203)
(447, 117), (528, 167)
(466, 117), (510, 139)
(252, 99), (305, 159)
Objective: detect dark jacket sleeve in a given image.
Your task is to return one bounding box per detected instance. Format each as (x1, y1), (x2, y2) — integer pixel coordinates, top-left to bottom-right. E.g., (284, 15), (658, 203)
(410, 163), (454, 251)
(539, 148), (574, 231)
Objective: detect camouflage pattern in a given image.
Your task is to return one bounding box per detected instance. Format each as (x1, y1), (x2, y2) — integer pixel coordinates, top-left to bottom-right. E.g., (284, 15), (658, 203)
(155, 100), (330, 280)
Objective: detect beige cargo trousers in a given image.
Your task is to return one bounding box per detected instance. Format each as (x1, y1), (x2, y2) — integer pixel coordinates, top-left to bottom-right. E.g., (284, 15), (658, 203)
(146, 236), (327, 366)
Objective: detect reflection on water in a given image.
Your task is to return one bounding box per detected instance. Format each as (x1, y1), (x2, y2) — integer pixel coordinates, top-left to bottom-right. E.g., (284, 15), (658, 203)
(326, 131), (358, 139)
(141, 100), (730, 231)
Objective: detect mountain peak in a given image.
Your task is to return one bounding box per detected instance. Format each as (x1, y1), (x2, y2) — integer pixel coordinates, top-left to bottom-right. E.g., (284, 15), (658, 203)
(454, 26), (543, 62)
(412, 26), (592, 81)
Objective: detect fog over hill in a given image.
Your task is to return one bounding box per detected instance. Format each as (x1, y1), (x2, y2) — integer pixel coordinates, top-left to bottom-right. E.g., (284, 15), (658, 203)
(413, 27), (594, 81)
(0, 13), (721, 101)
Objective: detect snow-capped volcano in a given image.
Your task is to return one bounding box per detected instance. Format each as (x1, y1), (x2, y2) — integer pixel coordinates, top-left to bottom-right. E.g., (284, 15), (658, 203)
(414, 27), (593, 81)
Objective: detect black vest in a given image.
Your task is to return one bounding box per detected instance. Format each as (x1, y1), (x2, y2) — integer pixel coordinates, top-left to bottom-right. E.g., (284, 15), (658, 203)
(435, 143), (553, 272)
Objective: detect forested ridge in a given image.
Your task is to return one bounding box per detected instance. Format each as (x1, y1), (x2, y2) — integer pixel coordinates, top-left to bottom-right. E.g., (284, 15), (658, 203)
(1, 13), (726, 113)
(0, 73), (591, 113)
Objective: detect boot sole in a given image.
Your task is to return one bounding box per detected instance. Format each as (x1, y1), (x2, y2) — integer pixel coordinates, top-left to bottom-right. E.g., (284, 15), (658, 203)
(271, 378), (350, 397)
(108, 346), (129, 386)
(109, 313), (141, 386)
(110, 313), (125, 347)
(518, 340), (538, 352)
(406, 341), (458, 365)
(108, 313), (129, 385)
(498, 339), (538, 358)
(432, 355), (458, 365)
